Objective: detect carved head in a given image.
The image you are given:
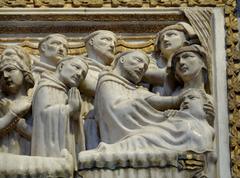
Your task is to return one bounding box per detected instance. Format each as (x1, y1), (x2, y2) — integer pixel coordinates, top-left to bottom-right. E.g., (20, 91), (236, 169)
(56, 56), (88, 88)
(84, 30), (117, 65)
(113, 50), (150, 84)
(38, 34), (68, 64)
(171, 44), (208, 85)
(180, 89), (212, 120)
(0, 46), (34, 95)
(155, 22), (198, 59)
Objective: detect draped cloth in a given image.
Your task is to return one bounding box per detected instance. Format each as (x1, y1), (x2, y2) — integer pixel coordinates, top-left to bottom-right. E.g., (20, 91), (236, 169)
(80, 55), (108, 150)
(182, 7), (213, 93)
(31, 73), (77, 168)
(0, 149), (73, 178)
(0, 94), (32, 155)
(78, 71), (214, 169)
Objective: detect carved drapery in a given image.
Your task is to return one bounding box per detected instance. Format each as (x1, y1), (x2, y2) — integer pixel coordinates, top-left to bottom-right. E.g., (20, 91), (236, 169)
(181, 7), (213, 93)
(0, 1), (238, 178)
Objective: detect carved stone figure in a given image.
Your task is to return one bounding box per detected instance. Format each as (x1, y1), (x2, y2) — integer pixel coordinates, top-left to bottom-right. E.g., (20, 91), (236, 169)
(170, 44), (215, 125)
(78, 50), (215, 178)
(91, 50), (183, 144)
(171, 44), (208, 94)
(144, 22), (199, 96)
(0, 46), (34, 155)
(80, 30), (117, 96)
(31, 56), (88, 170)
(32, 34), (68, 84)
(80, 30), (117, 149)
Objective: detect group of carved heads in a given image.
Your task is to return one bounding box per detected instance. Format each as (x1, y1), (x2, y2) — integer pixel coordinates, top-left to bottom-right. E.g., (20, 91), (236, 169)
(0, 22), (211, 155)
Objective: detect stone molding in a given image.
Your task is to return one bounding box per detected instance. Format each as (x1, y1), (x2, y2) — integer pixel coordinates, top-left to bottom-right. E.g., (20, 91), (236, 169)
(0, 1), (238, 177)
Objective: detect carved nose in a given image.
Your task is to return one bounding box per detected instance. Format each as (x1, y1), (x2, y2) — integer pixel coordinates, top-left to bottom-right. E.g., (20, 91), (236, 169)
(3, 71), (9, 78)
(178, 58), (186, 64)
(109, 43), (115, 51)
(162, 35), (168, 41)
(58, 48), (64, 54)
(77, 69), (83, 77)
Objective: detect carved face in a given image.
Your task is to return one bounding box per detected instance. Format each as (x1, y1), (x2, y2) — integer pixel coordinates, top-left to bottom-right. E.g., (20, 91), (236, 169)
(180, 90), (205, 118)
(159, 30), (186, 58)
(121, 51), (149, 84)
(0, 49), (24, 94)
(175, 52), (204, 83)
(59, 59), (88, 88)
(91, 32), (117, 65)
(41, 36), (68, 63)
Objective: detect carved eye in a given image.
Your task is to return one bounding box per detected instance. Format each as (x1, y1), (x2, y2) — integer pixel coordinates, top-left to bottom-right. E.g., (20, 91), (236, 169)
(4, 52), (14, 56)
(72, 64), (79, 70)
(166, 32), (177, 37)
(135, 57), (142, 62)
(5, 67), (16, 72)
(51, 41), (61, 46)
(188, 95), (200, 100)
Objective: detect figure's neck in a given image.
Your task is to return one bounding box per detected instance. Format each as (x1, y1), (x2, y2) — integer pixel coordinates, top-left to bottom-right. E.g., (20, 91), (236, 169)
(183, 72), (205, 90)
(87, 51), (110, 66)
(40, 55), (57, 68)
(5, 86), (27, 100)
(113, 67), (135, 85)
(162, 52), (172, 61)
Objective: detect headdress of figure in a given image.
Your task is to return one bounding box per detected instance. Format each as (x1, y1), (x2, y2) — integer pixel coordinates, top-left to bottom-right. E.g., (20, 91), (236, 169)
(170, 44), (209, 86)
(112, 50), (150, 69)
(84, 30), (117, 48)
(38, 33), (68, 54)
(0, 46), (35, 89)
(154, 22), (199, 53)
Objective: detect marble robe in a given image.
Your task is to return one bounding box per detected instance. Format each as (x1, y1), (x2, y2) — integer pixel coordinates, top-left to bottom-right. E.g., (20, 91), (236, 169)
(31, 73), (77, 162)
(0, 94), (32, 155)
(79, 55), (108, 149)
(79, 71), (215, 169)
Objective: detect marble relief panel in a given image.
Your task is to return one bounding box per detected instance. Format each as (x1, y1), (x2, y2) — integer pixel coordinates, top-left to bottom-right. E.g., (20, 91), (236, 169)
(0, 8), (230, 178)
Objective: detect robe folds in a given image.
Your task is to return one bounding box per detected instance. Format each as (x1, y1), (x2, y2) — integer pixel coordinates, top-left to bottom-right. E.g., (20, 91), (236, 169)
(31, 73), (77, 165)
(80, 55), (108, 150)
(0, 94), (32, 155)
(80, 72), (215, 165)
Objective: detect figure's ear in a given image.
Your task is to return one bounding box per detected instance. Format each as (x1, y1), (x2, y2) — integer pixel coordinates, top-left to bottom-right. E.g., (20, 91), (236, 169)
(120, 56), (125, 64)
(89, 38), (94, 46)
(40, 42), (47, 53)
(58, 62), (64, 72)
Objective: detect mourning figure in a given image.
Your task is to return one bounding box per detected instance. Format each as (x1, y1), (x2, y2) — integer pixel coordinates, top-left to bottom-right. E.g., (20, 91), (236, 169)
(80, 30), (117, 149)
(78, 50), (215, 174)
(31, 56), (88, 170)
(144, 22), (199, 96)
(32, 34), (68, 83)
(0, 46), (34, 155)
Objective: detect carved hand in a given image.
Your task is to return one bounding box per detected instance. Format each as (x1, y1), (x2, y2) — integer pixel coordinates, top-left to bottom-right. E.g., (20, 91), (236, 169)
(67, 87), (82, 115)
(0, 98), (11, 114)
(10, 96), (32, 117)
(203, 101), (215, 126)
